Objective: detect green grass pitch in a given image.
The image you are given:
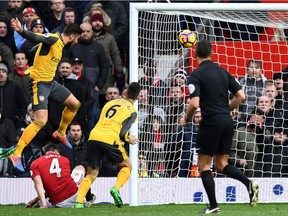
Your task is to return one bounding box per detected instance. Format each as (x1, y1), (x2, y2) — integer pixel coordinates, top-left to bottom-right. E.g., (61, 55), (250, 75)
(0, 203), (287, 216)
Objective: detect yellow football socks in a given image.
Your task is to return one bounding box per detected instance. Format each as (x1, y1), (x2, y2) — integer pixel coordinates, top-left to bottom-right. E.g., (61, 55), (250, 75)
(115, 167), (131, 191)
(76, 175), (94, 204)
(14, 121), (44, 156)
(58, 103), (80, 135)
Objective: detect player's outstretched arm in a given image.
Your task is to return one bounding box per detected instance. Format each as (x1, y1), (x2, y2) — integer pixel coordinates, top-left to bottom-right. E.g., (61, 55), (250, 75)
(11, 18), (22, 33)
(11, 18), (58, 45)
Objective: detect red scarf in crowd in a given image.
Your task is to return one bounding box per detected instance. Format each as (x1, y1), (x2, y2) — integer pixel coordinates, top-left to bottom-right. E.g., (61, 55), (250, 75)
(14, 64), (29, 76)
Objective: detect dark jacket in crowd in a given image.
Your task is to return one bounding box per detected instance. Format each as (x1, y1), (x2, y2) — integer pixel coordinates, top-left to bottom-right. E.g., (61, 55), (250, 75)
(0, 117), (17, 148)
(68, 37), (109, 90)
(0, 79), (27, 126)
(58, 136), (87, 170)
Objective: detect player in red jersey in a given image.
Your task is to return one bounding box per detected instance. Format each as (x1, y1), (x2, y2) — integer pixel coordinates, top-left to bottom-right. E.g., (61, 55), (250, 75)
(28, 143), (85, 208)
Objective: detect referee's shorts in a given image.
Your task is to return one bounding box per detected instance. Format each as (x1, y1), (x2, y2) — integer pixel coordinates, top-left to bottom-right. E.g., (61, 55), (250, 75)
(196, 114), (234, 156)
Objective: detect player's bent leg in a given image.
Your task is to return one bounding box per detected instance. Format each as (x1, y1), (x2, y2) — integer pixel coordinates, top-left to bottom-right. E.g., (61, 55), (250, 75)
(110, 159), (132, 208)
(75, 166), (98, 208)
(10, 118), (46, 172)
(71, 165), (85, 186)
(15, 119), (46, 157)
(115, 158), (132, 191)
(59, 95), (81, 134)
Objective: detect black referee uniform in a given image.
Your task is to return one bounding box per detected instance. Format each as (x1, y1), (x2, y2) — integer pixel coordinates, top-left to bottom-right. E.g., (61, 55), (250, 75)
(187, 60), (242, 156)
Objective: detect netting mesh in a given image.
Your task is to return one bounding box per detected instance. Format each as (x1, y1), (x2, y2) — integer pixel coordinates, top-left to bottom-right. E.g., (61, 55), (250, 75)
(137, 9), (288, 179)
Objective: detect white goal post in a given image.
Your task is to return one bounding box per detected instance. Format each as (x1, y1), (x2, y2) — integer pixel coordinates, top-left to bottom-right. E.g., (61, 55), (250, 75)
(129, 3), (288, 206)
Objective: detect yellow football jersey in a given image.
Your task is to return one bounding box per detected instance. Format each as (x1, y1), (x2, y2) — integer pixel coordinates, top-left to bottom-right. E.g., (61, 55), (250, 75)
(25, 32), (64, 82)
(89, 98), (137, 145)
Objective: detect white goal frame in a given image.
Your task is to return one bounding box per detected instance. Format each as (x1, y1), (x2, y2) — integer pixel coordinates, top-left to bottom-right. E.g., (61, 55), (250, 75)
(129, 3), (288, 206)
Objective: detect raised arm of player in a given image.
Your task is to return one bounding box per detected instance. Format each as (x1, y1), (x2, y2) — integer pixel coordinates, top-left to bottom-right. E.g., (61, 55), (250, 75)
(11, 18), (58, 46)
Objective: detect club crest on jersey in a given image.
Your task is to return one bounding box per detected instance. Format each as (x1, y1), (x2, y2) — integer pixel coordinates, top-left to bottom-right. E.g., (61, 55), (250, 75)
(188, 84), (195, 94)
(39, 95), (45, 101)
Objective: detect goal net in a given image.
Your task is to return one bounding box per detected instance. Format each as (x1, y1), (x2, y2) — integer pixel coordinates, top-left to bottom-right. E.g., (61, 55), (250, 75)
(129, 3), (288, 205)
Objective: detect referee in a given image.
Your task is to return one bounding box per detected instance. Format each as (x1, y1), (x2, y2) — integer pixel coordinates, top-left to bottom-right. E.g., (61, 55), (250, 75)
(180, 39), (259, 214)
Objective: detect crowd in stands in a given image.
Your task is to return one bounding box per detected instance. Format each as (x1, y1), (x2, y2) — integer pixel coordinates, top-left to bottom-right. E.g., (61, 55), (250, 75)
(138, 58), (288, 178)
(0, 0), (287, 180)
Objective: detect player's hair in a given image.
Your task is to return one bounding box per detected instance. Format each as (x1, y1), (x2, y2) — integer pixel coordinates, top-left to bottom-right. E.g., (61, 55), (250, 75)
(14, 52), (26, 59)
(43, 143), (60, 154)
(247, 59), (262, 69)
(127, 82), (141, 100)
(63, 23), (83, 36)
(67, 120), (81, 131)
(59, 57), (72, 65)
(195, 39), (212, 59)
(265, 80), (275, 88)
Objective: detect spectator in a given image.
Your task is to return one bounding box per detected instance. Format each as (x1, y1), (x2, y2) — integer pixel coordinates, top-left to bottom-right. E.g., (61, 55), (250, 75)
(70, 57), (94, 137)
(263, 127), (288, 177)
(0, 0), (23, 23)
(0, 17), (17, 55)
(83, 3), (111, 30)
(138, 87), (149, 131)
(48, 58), (86, 135)
(0, 62), (27, 127)
(0, 112), (17, 177)
(171, 108), (202, 177)
(238, 59), (267, 115)
(14, 7), (37, 51)
(42, 0), (66, 32)
(67, 22), (109, 130)
(90, 12), (125, 102)
(166, 85), (185, 133)
(20, 17), (46, 66)
(139, 59), (168, 108)
(255, 95), (285, 134)
(264, 81), (279, 108)
(229, 109), (271, 177)
(8, 52), (30, 102)
(170, 68), (190, 101)
(0, 41), (14, 73)
(51, 7), (76, 34)
(140, 114), (166, 177)
(273, 69), (288, 101)
(84, 1), (128, 51)
(26, 143), (85, 208)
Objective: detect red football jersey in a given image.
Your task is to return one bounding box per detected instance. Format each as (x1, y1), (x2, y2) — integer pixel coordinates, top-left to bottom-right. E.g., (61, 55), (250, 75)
(30, 152), (78, 204)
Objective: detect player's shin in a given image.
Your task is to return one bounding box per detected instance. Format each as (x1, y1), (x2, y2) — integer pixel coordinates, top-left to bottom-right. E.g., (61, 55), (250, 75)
(115, 167), (131, 191)
(15, 121), (45, 156)
(58, 101), (81, 135)
(76, 174), (94, 204)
